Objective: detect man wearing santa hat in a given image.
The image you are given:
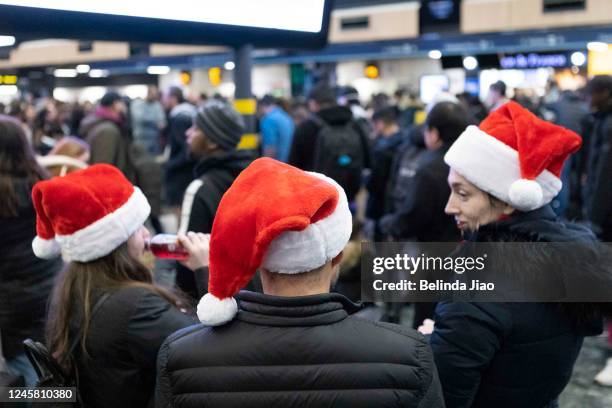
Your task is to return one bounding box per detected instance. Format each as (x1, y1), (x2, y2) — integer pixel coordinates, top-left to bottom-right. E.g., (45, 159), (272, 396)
(155, 158), (443, 407)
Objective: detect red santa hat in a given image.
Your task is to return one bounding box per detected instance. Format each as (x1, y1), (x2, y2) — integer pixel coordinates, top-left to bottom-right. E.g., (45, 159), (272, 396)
(444, 101), (581, 211)
(197, 158), (352, 326)
(31, 164), (150, 262)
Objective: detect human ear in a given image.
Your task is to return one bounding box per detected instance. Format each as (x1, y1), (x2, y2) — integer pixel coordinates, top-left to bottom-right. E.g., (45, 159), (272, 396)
(502, 204), (516, 216)
(331, 251), (344, 268)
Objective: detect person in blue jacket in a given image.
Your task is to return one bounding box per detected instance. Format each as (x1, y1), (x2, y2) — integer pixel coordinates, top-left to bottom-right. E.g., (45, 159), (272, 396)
(258, 94), (294, 162)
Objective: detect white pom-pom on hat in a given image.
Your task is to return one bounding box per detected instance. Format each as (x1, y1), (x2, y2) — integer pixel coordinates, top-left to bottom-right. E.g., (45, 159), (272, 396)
(508, 179), (543, 211)
(197, 293), (238, 326)
(32, 236), (61, 259)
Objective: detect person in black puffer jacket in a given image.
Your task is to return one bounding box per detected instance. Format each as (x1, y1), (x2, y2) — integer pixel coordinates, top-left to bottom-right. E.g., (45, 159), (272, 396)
(0, 116), (62, 387)
(156, 158), (444, 408)
(425, 101), (610, 408)
(175, 100), (254, 299)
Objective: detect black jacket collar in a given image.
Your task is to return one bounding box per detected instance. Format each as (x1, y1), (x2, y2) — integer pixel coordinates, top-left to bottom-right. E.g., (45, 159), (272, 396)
(465, 205), (595, 243)
(235, 291), (361, 327)
(193, 149), (253, 178)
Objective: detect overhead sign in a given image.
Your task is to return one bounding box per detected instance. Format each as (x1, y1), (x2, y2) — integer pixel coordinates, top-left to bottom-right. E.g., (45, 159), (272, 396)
(0, 0), (331, 48)
(0, 75), (17, 85)
(499, 53), (568, 69)
(420, 0), (460, 35)
(0, 0), (324, 32)
(588, 45), (612, 76)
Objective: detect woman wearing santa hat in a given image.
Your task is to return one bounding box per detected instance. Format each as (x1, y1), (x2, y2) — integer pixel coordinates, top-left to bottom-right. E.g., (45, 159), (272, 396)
(423, 101), (608, 407)
(31, 163), (204, 407)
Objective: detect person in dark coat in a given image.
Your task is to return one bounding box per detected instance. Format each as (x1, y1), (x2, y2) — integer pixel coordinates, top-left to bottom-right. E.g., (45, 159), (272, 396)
(545, 90), (589, 217)
(0, 116), (62, 387)
(33, 164), (208, 408)
(378, 102), (466, 328)
(425, 101), (606, 408)
(287, 84), (370, 203)
(156, 158), (444, 408)
(580, 75), (612, 241)
(385, 125), (427, 221)
(80, 91), (134, 180)
(162, 86), (197, 208)
(378, 101), (466, 243)
(365, 105), (405, 228)
(175, 100), (253, 299)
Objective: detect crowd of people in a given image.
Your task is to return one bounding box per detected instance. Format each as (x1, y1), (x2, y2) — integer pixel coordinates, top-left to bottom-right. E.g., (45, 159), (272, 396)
(1, 74), (611, 407)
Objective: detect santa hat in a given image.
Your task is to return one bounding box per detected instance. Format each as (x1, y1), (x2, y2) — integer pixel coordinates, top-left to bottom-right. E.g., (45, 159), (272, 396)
(197, 158), (352, 326)
(444, 101), (581, 211)
(31, 164), (150, 262)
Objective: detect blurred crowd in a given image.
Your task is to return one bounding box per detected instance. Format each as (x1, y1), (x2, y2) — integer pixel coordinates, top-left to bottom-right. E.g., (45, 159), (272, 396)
(1, 74), (611, 407)
(3, 76), (609, 239)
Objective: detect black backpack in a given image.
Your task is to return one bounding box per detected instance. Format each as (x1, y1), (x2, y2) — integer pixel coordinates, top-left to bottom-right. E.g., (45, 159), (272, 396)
(312, 117), (366, 201)
(22, 293), (110, 407)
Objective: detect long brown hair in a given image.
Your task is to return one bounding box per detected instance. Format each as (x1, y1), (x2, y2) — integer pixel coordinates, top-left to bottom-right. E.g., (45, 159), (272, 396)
(47, 242), (186, 373)
(0, 115), (48, 217)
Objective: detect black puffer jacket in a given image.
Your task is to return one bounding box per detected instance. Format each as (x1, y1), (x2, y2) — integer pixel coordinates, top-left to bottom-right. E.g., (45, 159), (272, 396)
(156, 291), (444, 407)
(430, 206), (605, 408)
(0, 179), (62, 359)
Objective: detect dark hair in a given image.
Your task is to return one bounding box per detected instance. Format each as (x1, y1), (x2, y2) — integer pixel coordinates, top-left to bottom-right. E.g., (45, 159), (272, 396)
(0, 115), (48, 217)
(337, 85), (360, 103)
(489, 81), (507, 97)
(308, 83), (336, 106)
(587, 75), (612, 95)
(372, 105), (399, 125)
(167, 86), (185, 104)
(259, 94), (277, 107)
(425, 102), (470, 145)
(100, 91), (122, 108)
(47, 242), (187, 373)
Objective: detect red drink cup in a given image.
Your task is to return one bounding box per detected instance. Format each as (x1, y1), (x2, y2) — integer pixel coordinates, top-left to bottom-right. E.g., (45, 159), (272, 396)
(147, 234), (189, 260)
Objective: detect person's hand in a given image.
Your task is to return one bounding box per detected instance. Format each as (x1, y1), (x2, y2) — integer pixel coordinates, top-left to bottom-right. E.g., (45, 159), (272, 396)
(417, 319), (435, 335)
(177, 232), (210, 271)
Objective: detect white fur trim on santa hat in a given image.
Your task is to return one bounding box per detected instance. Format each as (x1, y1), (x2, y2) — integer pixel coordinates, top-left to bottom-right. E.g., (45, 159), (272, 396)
(261, 172), (352, 274)
(197, 293), (238, 326)
(32, 236), (61, 259)
(55, 187), (150, 262)
(444, 125), (562, 211)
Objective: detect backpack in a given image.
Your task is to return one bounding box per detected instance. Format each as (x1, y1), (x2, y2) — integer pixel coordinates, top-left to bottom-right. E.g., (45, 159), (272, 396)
(389, 143), (427, 213)
(22, 293), (110, 407)
(312, 117), (366, 201)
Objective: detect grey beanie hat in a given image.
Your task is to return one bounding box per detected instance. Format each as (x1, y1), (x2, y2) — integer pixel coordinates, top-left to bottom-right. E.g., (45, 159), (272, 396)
(195, 100), (245, 150)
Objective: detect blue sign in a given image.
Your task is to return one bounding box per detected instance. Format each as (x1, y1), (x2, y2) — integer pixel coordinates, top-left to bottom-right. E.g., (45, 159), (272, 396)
(499, 53), (568, 69)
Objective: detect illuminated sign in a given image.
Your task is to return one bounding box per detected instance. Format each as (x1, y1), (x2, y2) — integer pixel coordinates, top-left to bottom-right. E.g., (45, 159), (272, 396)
(0, 0), (325, 32)
(588, 45), (612, 76)
(500, 53), (568, 69)
(364, 64), (379, 79)
(208, 67), (222, 87)
(0, 1), (331, 48)
(0, 75), (17, 84)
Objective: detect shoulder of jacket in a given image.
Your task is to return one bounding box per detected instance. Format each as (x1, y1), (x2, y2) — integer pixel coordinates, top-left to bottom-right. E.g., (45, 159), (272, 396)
(105, 285), (160, 309)
(164, 322), (208, 348)
(348, 315), (429, 344)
